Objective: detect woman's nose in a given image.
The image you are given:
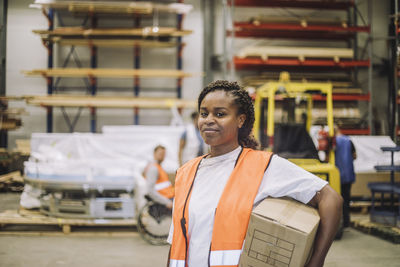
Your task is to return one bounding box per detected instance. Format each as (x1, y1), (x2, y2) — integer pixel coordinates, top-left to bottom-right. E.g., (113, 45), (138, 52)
(202, 114), (215, 124)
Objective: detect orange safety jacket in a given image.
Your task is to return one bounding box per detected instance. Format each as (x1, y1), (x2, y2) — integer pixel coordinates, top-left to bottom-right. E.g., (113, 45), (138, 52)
(170, 148), (273, 267)
(144, 163), (174, 199)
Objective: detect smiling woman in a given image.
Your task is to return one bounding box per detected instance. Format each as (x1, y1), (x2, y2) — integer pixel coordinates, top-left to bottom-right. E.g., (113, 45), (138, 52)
(167, 80), (343, 267)
(198, 80), (259, 156)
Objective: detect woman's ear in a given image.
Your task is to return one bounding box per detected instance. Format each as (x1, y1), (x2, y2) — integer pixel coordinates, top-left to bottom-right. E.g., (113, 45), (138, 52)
(238, 114), (246, 128)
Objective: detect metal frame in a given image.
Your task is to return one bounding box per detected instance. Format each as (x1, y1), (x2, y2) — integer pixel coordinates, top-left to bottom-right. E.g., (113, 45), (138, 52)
(0, 0), (8, 147)
(254, 72), (334, 144)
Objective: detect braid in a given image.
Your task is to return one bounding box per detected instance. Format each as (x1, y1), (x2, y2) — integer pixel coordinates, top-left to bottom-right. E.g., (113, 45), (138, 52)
(198, 80), (259, 150)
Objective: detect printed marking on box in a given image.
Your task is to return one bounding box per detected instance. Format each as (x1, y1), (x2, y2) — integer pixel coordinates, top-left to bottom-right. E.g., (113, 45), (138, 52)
(248, 229), (295, 267)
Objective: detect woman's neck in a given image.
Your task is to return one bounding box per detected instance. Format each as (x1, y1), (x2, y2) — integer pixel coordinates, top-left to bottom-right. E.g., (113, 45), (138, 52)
(209, 143), (240, 158)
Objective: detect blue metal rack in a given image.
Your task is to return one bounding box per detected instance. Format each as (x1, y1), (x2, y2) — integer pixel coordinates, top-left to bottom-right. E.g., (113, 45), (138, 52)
(39, 1), (186, 132)
(369, 146), (400, 226)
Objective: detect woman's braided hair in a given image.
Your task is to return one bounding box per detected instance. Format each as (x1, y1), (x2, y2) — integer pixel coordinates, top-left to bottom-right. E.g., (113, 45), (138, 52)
(198, 80), (259, 150)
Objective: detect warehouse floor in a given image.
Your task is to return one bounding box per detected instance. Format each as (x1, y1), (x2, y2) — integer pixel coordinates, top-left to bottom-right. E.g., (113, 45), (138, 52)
(0, 193), (399, 267)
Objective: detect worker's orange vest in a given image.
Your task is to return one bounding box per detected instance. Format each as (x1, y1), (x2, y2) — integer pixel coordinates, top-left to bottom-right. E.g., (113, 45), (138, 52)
(145, 163), (174, 199)
(170, 148), (272, 267)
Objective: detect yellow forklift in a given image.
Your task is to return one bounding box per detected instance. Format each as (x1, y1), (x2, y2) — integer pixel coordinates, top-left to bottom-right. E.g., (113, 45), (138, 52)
(253, 72), (343, 237)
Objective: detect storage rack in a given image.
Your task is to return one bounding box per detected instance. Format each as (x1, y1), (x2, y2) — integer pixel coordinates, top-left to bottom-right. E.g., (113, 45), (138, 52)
(224, 0), (372, 135)
(391, 1), (400, 141)
(26, 0), (193, 133)
(369, 146), (400, 226)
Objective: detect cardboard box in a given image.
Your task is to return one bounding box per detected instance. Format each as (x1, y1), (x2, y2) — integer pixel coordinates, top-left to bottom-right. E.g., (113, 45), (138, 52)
(239, 198), (320, 267)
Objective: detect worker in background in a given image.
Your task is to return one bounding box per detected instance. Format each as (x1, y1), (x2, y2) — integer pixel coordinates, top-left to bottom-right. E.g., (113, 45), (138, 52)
(178, 111), (208, 166)
(334, 125), (357, 228)
(143, 145), (174, 209)
(167, 80), (343, 267)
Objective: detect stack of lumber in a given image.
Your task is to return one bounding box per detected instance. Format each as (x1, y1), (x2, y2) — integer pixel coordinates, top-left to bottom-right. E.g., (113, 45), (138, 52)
(237, 45), (354, 62)
(14, 139), (30, 156)
(22, 68), (195, 78)
(0, 171), (24, 192)
(0, 97), (26, 131)
(30, 1), (193, 15)
(247, 16), (348, 28)
(33, 27), (192, 38)
(47, 38), (179, 48)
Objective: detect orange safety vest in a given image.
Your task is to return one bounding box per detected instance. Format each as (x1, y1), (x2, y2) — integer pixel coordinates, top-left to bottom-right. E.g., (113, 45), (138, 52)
(144, 163), (174, 199)
(170, 148), (272, 267)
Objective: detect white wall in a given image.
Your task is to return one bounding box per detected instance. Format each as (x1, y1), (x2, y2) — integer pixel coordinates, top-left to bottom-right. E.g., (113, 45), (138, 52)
(6, 0), (203, 148)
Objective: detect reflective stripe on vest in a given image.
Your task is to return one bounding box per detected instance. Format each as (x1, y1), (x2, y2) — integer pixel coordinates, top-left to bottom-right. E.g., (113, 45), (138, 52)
(144, 163), (174, 199)
(170, 148), (273, 267)
(169, 259), (185, 267)
(155, 180), (172, 191)
(209, 249), (242, 266)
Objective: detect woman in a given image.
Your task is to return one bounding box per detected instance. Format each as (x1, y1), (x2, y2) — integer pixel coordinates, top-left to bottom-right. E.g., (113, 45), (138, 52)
(167, 80), (342, 267)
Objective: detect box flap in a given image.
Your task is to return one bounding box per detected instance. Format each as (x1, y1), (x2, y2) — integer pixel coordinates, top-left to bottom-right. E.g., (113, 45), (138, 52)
(253, 197), (320, 234)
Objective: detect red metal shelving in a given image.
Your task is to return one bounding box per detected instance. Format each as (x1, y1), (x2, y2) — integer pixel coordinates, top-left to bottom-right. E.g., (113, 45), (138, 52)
(231, 22), (369, 40)
(313, 93), (370, 101)
(234, 22), (369, 33)
(234, 0), (354, 10)
(339, 128), (370, 135)
(234, 57), (370, 69)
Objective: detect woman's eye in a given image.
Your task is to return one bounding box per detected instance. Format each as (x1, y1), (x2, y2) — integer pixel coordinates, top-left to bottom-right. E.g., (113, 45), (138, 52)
(200, 112), (208, 118)
(216, 112), (225, 117)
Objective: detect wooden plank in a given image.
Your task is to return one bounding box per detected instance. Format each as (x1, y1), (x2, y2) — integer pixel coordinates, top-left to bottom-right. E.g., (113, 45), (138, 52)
(49, 38), (179, 48)
(15, 139), (30, 155)
(30, 1), (193, 15)
(248, 15), (348, 27)
(33, 27), (192, 37)
(237, 46), (354, 62)
(0, 171), (22, 183)
(24, 95), (197, 109)
(0, 119), (22, 130)
(0, 209), (137, 233)
(22, 68), (195, 78)
(0, 96), (25, 101)
(0, 108), (28, 116)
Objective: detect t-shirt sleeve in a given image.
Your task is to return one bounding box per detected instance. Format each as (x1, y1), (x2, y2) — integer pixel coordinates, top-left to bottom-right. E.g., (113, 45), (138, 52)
(254, 155), (328, 205)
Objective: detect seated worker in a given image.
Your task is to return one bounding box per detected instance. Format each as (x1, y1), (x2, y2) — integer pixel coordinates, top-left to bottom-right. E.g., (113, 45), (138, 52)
(143, 145), (174, 209)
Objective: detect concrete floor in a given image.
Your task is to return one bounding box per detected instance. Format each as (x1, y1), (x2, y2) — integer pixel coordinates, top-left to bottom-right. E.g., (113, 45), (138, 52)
(0, 193), (399, 267)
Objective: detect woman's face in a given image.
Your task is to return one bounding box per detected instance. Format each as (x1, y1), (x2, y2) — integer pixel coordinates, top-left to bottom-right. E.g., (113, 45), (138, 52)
(198, 90), (245, 152)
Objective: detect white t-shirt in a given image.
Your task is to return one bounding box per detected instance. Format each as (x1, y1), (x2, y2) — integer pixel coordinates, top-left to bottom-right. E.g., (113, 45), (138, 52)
(167, 146), (327, 267)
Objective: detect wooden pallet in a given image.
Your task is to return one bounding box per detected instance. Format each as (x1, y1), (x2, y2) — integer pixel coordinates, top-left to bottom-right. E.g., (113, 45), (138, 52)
(24, 95), (196, 109)
(350, 201), (400, 214)
(0, 209), (137, 235)
(22, 68), (195, 78)
(352, 217), (400, 244)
